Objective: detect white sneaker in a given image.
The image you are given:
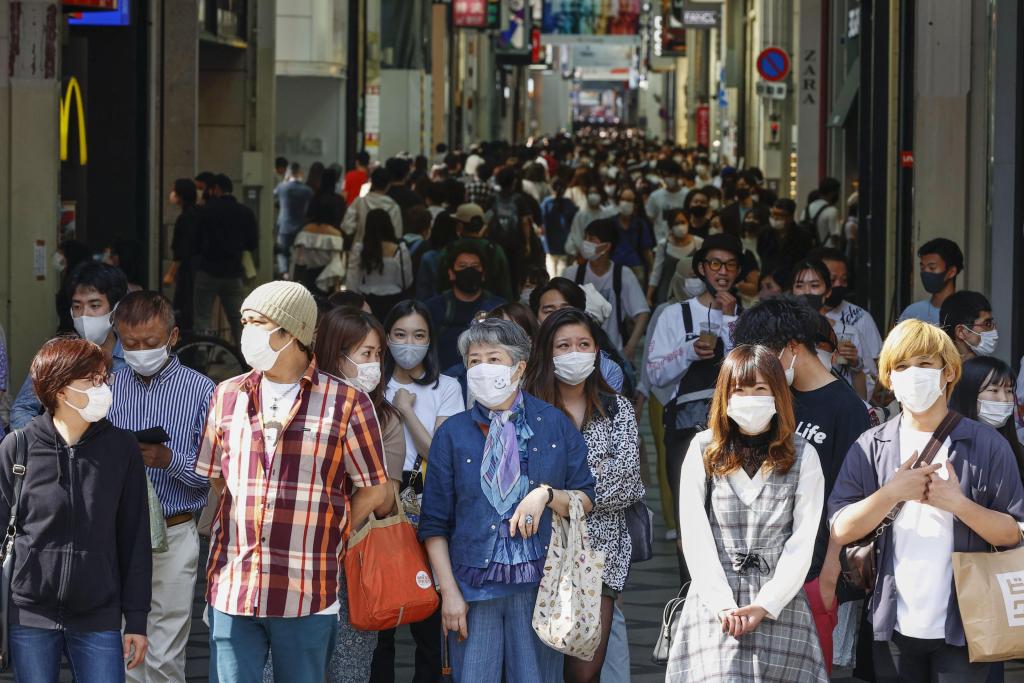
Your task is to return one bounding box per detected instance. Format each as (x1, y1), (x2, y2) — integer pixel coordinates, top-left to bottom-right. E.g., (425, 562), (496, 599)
(665, 529), (677, 541)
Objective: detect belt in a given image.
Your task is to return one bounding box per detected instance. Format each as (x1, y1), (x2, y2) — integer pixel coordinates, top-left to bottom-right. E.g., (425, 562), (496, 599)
(165, 513), (194, 528)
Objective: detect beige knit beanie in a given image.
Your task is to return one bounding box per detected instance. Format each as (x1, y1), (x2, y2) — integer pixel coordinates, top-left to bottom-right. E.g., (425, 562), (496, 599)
(240, 281), (318, 346)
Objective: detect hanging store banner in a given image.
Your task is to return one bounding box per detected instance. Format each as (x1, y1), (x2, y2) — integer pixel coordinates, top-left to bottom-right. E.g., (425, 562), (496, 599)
(63, 0), (117, 8)
(541, 0), (641, 36)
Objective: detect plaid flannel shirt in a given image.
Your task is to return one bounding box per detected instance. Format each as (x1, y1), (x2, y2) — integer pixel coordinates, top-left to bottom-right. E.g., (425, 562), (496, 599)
(196, 359), (388, 618)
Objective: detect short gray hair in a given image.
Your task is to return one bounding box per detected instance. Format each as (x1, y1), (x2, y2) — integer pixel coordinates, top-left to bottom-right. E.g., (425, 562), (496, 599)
(458, 318), (531, 366)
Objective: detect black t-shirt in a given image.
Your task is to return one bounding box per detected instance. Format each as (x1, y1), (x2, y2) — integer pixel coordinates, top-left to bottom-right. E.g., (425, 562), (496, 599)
(792, 377), (871, 581)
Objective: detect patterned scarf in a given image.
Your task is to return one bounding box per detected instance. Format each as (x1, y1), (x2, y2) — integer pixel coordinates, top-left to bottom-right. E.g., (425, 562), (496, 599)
(474, 392), (534, 516)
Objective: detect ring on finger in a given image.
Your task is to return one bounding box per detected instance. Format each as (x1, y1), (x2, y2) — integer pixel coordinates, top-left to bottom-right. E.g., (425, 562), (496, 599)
(525, 514), (534, 526)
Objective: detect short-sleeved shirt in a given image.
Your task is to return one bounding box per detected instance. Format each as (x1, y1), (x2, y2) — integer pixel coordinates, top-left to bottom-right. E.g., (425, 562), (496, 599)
(898, 298), (941, 325)
(562, 263), (651, 349)
(196, 359), (389, 618)
(385, 375), (465, 471)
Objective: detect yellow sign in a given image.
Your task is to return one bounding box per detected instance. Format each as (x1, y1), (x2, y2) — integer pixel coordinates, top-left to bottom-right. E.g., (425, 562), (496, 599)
(60, 77), (87, 165)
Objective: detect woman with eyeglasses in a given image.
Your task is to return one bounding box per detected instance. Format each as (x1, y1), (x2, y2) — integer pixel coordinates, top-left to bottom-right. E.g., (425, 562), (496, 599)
(0, 337), (151, 681)
(523, 308), (645, 682)
(667, 344), (826, 681)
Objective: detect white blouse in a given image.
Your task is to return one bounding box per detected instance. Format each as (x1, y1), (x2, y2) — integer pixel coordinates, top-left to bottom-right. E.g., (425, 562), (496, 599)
(346, 242), (414, 295)
(678, 431), (824, 620)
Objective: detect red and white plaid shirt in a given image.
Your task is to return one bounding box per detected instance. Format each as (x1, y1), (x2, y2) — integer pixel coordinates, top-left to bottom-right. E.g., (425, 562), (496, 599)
(196, 359), (388, 618)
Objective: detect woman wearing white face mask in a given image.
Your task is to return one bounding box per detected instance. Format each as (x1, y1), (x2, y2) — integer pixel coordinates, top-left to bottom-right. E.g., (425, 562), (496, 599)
(0, 337), (151, 681)
(300, 307), (408, 683)
(647, 207), (703, 307)
(668, 344), (827, 681)
(523, 308), (645, 682)
(611, 186), (655, 285)
(949, 357), (1024, 479)
(830, 320), (1024, 681)
(565, 183), (615, 258)
(939, 290), (999, 362)
(418, 319), (596, 683)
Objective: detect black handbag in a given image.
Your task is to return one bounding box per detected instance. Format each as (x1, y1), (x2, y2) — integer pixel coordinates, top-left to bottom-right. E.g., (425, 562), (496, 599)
(0, 429), (29, 672)
(840, 411), (961, 597)
(625, 500), (654, 564)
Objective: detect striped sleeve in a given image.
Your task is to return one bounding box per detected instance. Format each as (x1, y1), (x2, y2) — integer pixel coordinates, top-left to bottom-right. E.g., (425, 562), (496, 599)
(342, 389), (389, 488)
(195, 387), (223, 479)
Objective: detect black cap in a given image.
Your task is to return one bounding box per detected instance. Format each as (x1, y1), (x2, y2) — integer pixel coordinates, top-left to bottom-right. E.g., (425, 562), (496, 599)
(692, 233), (744, 272)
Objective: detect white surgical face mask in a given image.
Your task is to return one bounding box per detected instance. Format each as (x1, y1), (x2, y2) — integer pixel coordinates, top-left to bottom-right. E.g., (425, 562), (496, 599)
(726, 395), (777, 435)
(890, 365), (946, 414)
(769, 217), (786, 231)
(977, 399), (1014, 428)
(696, 164), (709, 176)
(467, 363), (520, 409)
(709, 199), (722, 211)
(963, 327), (998, 356)
(779, 348), (796, 386)
(817, 349), (834, 371)
(586, 192), (601, 208)
(519, 287), (534, 306)
(553, 351), (597, 386)
(64, 384), (113, 423)
(241, 325), (293, 372)
(671, 223), (688, 239)
(618, 200), (635, 217)
(388, 342), (429, 371)
(123, 339), (172, 378)
(683, 277), (705, 298)
(72, 311), (113, 345)
(580, 241), (604, 262)
(343, 356), (382, 393)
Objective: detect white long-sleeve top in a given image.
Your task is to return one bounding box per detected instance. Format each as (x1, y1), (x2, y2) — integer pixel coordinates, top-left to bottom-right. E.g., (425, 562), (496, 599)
(645, 298), (737, 397)
(678, 432), (824, 620)
(346, 242), (414, 295)
(564, 205), (617, 257)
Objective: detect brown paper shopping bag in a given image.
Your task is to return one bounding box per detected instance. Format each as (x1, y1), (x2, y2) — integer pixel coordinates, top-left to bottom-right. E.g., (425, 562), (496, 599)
(952, 545), (1024, 662)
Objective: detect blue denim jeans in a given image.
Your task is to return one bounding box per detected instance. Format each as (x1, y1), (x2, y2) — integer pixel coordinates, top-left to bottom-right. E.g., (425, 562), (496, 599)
(209, 608), (338, 683)
(448, 589), (562, 683)
(9, 624), (125, 683)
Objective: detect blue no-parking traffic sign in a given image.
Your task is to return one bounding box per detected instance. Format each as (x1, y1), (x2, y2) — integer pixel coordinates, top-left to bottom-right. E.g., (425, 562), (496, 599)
(756, 47), (790, 82)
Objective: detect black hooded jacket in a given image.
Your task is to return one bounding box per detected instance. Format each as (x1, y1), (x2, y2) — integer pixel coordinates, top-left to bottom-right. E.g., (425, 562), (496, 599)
(0, 414), (151, 634)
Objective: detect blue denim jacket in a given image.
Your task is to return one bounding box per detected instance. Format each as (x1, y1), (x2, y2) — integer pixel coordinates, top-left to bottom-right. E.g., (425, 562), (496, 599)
(828, 414), (1024, 646)
(418, 391), (596, 571)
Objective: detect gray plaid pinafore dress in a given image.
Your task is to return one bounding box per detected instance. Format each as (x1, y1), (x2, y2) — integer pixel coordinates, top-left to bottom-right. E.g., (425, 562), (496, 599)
(666, 435), (827, 682)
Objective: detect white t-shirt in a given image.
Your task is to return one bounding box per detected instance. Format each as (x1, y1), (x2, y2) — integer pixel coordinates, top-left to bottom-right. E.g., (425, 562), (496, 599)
(260, 378), (302, 453)
(561, 263), (650, 350)
(892, 426), (954, 639)
(645, 187), (689, 242)
(385, 375), (465, 471)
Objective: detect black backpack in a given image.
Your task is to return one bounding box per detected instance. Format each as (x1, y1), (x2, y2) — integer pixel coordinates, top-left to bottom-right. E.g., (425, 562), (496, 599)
(799, 202), (829, 248)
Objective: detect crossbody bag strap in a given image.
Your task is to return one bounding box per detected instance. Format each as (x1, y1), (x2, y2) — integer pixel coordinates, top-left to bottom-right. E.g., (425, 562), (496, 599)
(878, 410), (963, 533)
(6, 431), (28, 537)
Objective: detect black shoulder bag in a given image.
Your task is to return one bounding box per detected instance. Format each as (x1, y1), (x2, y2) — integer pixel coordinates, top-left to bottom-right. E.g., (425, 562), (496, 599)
(840, 411), (961, 596)
(0, 429), (28, 672)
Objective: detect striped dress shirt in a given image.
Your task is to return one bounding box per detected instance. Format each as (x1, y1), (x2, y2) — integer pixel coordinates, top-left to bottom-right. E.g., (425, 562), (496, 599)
(108, 355), (215, 517)
(195, 359), (389, 618)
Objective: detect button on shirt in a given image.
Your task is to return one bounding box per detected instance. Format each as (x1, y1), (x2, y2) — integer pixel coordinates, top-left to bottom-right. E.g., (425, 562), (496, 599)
(195, 359), (389, 618)
(108, 356), (215, 518)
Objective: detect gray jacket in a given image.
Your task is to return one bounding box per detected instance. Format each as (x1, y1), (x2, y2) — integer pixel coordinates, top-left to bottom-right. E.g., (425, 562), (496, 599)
(828, 414), (1024, 646)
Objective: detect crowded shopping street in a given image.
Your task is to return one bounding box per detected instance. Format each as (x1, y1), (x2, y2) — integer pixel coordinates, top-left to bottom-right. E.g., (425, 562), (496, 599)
(3, 1), (1024, 682)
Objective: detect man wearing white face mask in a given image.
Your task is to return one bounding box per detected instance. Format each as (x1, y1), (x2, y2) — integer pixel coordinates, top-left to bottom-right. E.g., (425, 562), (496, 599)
(938, 290), (999, 362)
(644, 160), (689, 242)
(196, 281), (392, 683)
(107, 292), (215, 683)
(831, 320), (1024, 681)
(11, 262), (129, 429)
(647, 207), (703, 307)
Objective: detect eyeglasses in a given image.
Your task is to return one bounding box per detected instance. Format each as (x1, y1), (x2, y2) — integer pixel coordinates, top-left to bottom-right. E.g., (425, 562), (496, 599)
(704, 258), (740, 273)
(972, 319), (997, 331)
(83, 373), (112, 388)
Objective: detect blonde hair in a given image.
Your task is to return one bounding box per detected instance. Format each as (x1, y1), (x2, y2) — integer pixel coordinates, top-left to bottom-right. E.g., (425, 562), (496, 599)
(878, 319), (962, 389)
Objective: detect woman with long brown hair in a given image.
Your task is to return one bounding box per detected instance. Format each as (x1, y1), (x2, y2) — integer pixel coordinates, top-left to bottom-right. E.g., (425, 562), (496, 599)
(523, 308), (645, 683)
(666, 344), (827, 682)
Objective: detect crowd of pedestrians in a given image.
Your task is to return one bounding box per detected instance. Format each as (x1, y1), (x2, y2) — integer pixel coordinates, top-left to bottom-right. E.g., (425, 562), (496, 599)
(0, 130), (1022, 683)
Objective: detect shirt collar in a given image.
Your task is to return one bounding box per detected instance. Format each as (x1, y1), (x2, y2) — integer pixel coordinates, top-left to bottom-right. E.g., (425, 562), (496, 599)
(128, 354), (182, 388)
(240, 356), (319, 393)
(873, 411), (976, 445)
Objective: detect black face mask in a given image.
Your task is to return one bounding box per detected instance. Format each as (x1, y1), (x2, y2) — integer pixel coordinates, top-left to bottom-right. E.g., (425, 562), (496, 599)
(736, 187), (751, 200)
(920, 271), (948, 294)
(689, 205), (708, 218)
(799, 293), (824, 310)
(825, 286), (848, 308)
(454, 267), (483, 294)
